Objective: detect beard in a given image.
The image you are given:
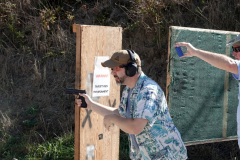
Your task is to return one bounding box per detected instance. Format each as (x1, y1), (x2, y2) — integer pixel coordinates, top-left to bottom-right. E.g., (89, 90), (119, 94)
(114, 75), (127, 86)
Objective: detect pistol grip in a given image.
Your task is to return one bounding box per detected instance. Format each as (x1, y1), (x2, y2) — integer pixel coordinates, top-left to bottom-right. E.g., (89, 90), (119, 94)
(78, 96), (87, 108)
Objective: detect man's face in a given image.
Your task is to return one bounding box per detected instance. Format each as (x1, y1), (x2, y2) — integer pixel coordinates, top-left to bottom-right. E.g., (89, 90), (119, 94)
(232, 45), (240, 60)
(111, 66), (127, 86)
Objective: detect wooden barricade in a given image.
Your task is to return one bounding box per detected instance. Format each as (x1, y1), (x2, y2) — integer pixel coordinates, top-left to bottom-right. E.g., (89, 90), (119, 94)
(73, 24), (122, 160)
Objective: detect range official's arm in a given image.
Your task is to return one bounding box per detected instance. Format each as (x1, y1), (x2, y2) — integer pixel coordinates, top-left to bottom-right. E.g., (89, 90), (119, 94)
(175, 42), (239, 75)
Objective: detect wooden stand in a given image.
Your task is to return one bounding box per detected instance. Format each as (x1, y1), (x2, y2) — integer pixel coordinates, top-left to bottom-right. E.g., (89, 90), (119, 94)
(73, 24), (122, 160)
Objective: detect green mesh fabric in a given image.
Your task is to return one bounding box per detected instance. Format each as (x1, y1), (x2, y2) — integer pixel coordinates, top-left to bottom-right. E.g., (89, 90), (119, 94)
(168, 27), (239, 143)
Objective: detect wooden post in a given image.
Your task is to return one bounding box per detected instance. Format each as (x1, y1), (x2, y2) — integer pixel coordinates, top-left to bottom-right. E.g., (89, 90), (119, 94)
(73, 24), (122, 160)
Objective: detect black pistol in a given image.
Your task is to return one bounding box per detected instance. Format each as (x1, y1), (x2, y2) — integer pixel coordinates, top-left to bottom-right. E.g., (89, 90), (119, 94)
(65, 88), (87, 108)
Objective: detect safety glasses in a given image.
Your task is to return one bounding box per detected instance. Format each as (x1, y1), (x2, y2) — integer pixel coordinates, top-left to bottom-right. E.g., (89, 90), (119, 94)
(232, 46), (240, 52)
(111, 66), (121, 72)
(111, 65), (126, 72)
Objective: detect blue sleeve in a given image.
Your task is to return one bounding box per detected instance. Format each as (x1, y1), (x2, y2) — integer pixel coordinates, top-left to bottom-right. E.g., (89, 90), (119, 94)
(232, 60), (240, 80)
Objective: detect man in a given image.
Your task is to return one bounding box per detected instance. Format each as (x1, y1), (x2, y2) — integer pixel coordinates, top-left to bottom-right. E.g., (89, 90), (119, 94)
(77, 50), (187, 160)
(175, 34), (240, 148)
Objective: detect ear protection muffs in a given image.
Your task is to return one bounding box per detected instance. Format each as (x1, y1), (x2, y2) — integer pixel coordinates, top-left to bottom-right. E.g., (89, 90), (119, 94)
(125, 50), (138, 77)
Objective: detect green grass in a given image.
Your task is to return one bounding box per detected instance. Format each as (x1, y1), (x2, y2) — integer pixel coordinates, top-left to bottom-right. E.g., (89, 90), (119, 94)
(0, 133), (74, 160)
(26, 133), (74, 160)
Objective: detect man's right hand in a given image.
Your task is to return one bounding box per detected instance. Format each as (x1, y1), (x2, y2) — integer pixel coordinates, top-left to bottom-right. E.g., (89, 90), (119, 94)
(77, 93), (92, 109)
(175, 42), (198, 57)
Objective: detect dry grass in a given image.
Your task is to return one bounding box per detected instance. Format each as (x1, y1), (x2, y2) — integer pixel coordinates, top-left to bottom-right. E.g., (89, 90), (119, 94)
(0, 0), (240, 159)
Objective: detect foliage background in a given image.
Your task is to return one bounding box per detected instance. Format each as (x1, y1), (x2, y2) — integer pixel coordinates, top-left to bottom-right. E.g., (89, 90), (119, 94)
(0, 0), (240, 159)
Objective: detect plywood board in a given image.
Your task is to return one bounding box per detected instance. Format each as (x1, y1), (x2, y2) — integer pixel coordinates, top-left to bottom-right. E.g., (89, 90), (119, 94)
(74, 24), (122, 159)
(167, 26), (239, 145)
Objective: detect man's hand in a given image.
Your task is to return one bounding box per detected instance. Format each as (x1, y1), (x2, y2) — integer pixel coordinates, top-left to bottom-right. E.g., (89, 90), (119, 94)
(175, 42), (198, 57)
(77, 93), (92, 109)
(103, 114), (115, 131)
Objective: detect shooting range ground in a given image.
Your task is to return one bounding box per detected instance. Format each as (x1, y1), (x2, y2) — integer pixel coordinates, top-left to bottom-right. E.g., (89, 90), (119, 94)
(167, 26), (239, 145)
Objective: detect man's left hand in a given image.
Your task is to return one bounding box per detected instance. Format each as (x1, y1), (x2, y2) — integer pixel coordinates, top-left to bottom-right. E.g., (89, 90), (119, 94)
(103, 114), (115, 131)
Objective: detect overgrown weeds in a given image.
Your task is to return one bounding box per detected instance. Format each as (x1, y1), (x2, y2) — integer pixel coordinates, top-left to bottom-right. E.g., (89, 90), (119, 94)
(1, 0), (240, 159)
(26, 133), (74, 160)
(0, 131), (74, 160)
(0, 0), (77, 159)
